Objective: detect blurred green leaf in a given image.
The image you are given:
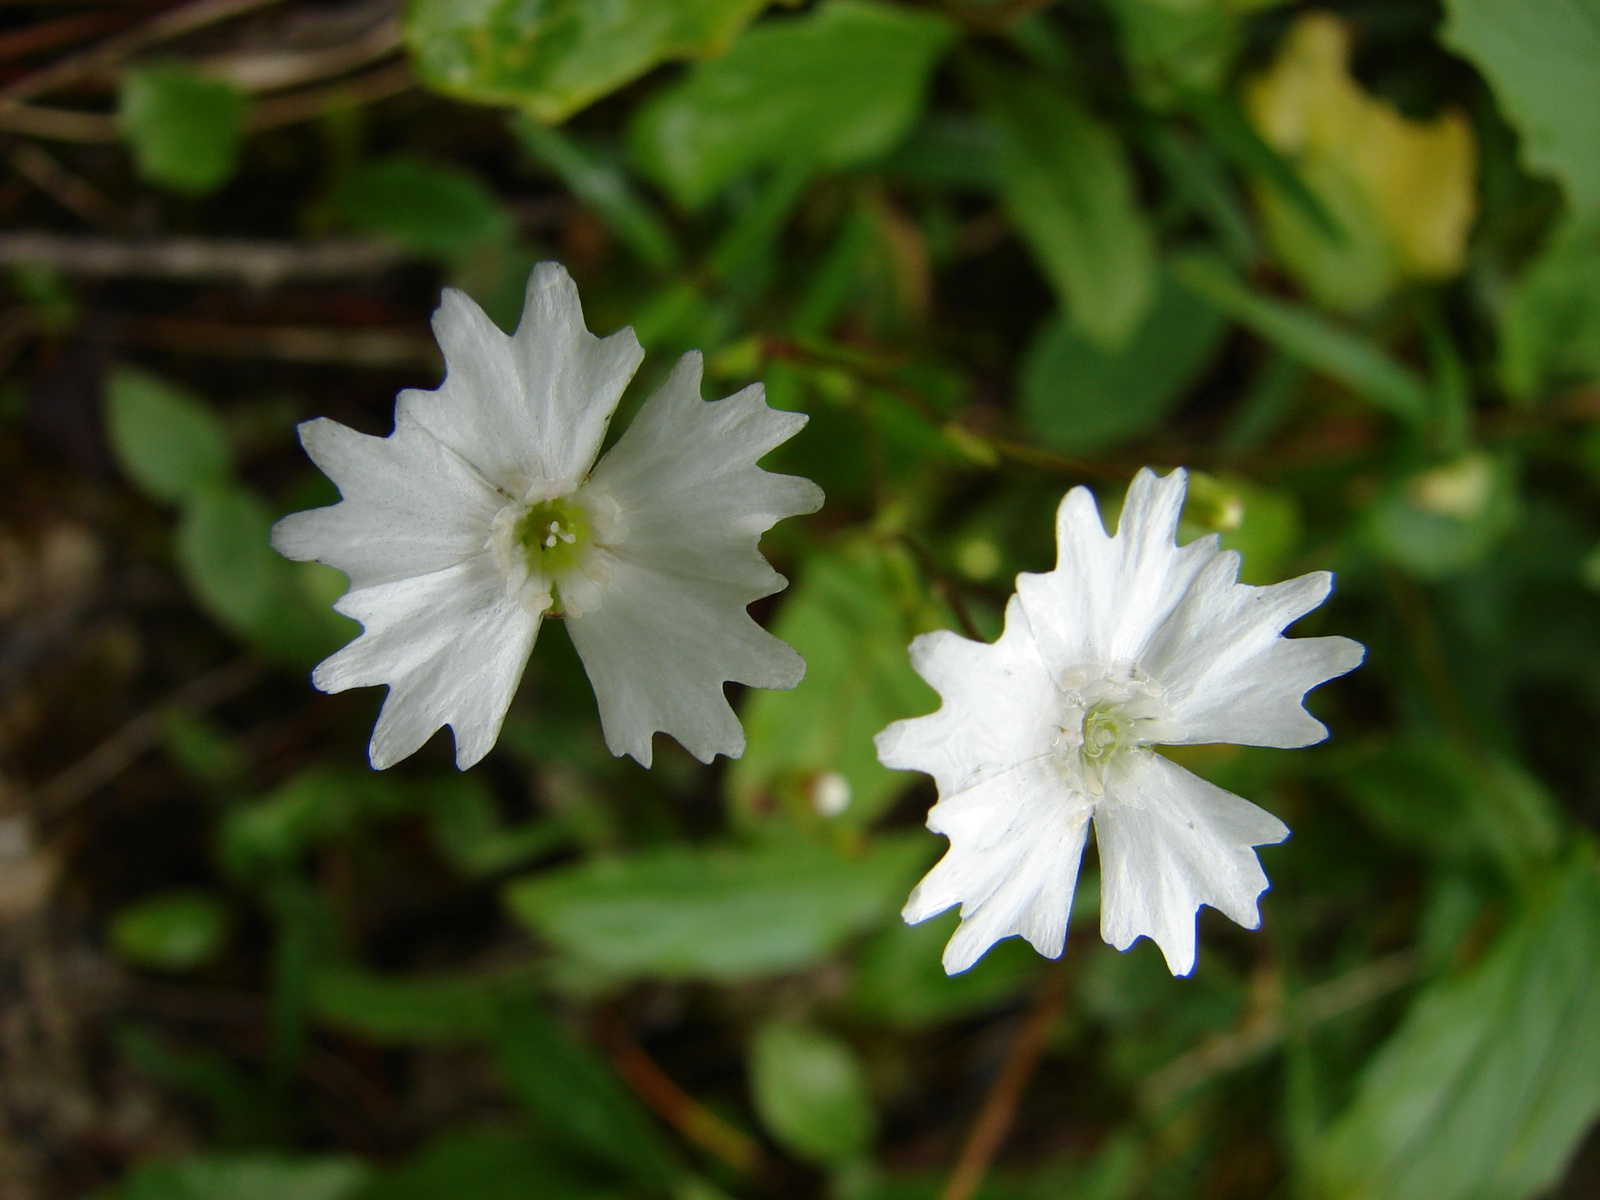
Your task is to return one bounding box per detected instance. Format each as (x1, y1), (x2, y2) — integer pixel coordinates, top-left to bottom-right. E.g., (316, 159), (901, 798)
(1442, 0), (1600, 214)
(405, 0), (767, 124)
(356, 1128), (622, 1200)
(118, 62), (247, 195)
(1105, 0), (1243, 103)
(1500, 216), (1600, 402)
(1341, 736), (1562, 884)
(492, 997), (679, 1188)
(104, 368), (231, 505)
(425, 776), (573, 878)
(110, 890), (231, 972)
(219, 768), (409, 879)
(176, 484), (280, 638)
(332, 156), (511, 261)
(1172, 254), (1430, 425)
(850, 911), (1043, 1030)
(1318, 847), (1600, 1200)
(1020, 272), (1224, 454)
(114, 1154), (367, 1200)
(1364, 451), (1520, 579)
(311, 965), (508, 1044)
(881, 113), (1002, 192)
(970, 61), (1157, 349)
(749, 1020), (875, 1165)
(728, 539), (941, 829)
(630, 0), (956, 209)
(505, 834), (932, 982)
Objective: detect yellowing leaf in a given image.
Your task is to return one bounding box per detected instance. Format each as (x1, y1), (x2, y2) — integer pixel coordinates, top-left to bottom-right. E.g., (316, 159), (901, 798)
(1245, 13), (1477, 311)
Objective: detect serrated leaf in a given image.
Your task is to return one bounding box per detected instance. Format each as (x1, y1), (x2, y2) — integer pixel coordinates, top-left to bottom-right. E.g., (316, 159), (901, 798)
(1318, 848), (1600, 1200)
(118, 62), (247, 196)
(629, 0), (956, 210)
(749, 1021), (874, 1165)
(1442, 0), (1600, 215)
(404, 0), (768, 124)
(104, 368), (231, 504)
(505, 835), (932, 982)
(970, 61), (1157, 348)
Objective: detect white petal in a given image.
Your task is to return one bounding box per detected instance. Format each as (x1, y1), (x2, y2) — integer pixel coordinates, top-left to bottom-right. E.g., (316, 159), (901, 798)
(270, 413), (502, 591)
(398, 263), (643, 494)
(1017, 468), (1219, 674)
(314, 554), (539, 769)
(875, 595), (1059, 797)
(1142, 554), (1365, 747)
(1094, 751), (1289, 976)
(567, 353), (822, 766)
(902, 758), (1093, 974)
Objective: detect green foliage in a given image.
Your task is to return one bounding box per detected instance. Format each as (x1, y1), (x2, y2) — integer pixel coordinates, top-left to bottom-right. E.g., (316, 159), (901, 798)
(504, 834), (931, 982)
(1442, 0), (1600, 214)
(310, 966), (508, 1044)
(404, 0), (768, 123)
(176, 486), (281, 637)
(972, 62), (1157, 348)
(749, 1020), (875, 1165)
(629, 0), (957, 209)
(109, 890), (231, 972)
(104, 368), (231, 504)
(356, 1128), (621, 1200)
(108, 1154), (367, 1200)
(1318, 848), (1600, 1200)
(118, 62), (247, 195)
(1363, 452), (1521, 579)
(850, 912), (1043, 1029)
(331, 156), (512, 261)
(1500, 216), (1600, 401)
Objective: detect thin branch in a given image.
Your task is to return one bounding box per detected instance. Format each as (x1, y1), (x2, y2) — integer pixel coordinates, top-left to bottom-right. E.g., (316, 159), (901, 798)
(202, 14), (401, 95)
(937, 966), (1070, 1200)
(610, 1035), (765, 1175)
(0, 231), (405, 285)
(4, 142), (125, 229)
(36, 656), (264, 821)
(123, 316), (438, 369)
(247, 59), (413, 130)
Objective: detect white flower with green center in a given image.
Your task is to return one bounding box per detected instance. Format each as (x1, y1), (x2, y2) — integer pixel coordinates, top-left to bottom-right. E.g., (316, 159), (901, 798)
(876, 468), (1363, 976)
(272, 263), (823, 770)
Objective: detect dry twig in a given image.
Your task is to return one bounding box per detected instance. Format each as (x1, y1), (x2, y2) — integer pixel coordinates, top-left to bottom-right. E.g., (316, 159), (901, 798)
(611, 1034), (765, 1175)
(123, 316), (438, 369)
(0, 231), (404, 285)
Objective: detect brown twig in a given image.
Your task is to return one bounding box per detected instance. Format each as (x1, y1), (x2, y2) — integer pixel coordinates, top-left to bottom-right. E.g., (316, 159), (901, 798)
(202, 14), (401, 94)
(937, 965), (1069, 1200)
(3, 142), (124, 229)
(0, 231), (405, 285)
(247, 59), (413, 130)
(0, 11), (134, 64)
(123, 316), (438, 369)
(35, 656), (264, 821)
(610, 1034), (765, 1175)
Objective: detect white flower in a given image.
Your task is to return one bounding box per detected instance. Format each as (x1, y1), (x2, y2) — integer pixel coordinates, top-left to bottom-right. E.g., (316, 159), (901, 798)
(272, 263), (823, 770)
(876, 468), (1363, 976)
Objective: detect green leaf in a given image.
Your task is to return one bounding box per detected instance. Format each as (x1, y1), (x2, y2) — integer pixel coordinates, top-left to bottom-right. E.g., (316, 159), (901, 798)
(104, 368), (231, 505)
(491, 997), (679, 1188)
(1340, 736), (1562, 884)
(1500, 216), (1600, 402)
(1020, 271), (1225, 454)
(629, 0), (957, 210)
(970, 61), (1157, 348)
(176, 484), (281, 638)
(109, 890), (231, 972)
(504, 834), (932, 982)
(310, 965), (507, 1044)
(1171, 254), (1430, 426)
(119, 62), (247, 195)
(749, 1020), (875, 1165)
(218, 768), (409, 879)
(1318, 848), (1600, 1200)
(331, 156), (511, 262)
(727, 539), (941, 829)
(1442, 0), (1600, 214)
(850, 911), (1043, 1030)
(405, 0), (768, 124)
(356, 1128), (622, 1200)
(1363, 451), (1521, 579)
(1104, 0), (1244, 104)
(115, 1154), (367, 1200)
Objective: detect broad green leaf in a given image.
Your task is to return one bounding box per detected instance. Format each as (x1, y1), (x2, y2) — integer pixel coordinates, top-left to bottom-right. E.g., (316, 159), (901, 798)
(110, 890), (230, 972)
(176, 484), (281, 638)
(104, 368), (231, 504)
(310, 966), (506, 1044)
(1105, 0), (1244, 104)
(332, 156), (511, 262)
(356, 1128), (621, 1200)
(1363, 451), (1520, 580)
(492, 997), (679, 1188)
(504, 834), (932, 982)
(749, 1020), (875, 1164)
(118, 62), (247, 195)
(1244, 12), (1477, 312)
(1442, 0), (1600, 214)
(970, 62), (1157, 348)
(727, 539), (941, 829)
(1021, 272), (1224, 454)
(1500, 216), (1600, 402)
(1340, 735), (1562, 883)
(1318, 848), (1600, 1200)
(404, 0), (768, 124)
(1172, 255), (1430, 426)
(630, 0), (957, 209)
(850, 911), (1043, 1030)
(115, 1154), (367, 1200)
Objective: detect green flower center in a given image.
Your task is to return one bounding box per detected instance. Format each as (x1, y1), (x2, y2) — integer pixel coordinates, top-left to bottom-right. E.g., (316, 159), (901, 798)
(513, 496), (593, 576)
(1080, 703), (1134, 762)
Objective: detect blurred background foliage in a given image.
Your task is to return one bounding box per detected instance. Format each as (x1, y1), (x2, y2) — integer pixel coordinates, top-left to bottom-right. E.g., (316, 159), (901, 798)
(1, 0), (1599, 1198)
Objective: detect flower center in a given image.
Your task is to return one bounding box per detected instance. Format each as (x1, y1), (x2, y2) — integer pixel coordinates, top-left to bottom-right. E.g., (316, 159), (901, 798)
(513, 496), (592, 576)
(1050, 670), (1171, 796)
(487, 485), (627, 618)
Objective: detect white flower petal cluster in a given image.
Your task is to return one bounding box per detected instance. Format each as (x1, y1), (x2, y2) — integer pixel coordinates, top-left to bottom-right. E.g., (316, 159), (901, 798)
(273, 263), (823, 770)
(876, 468), (1362, 976)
